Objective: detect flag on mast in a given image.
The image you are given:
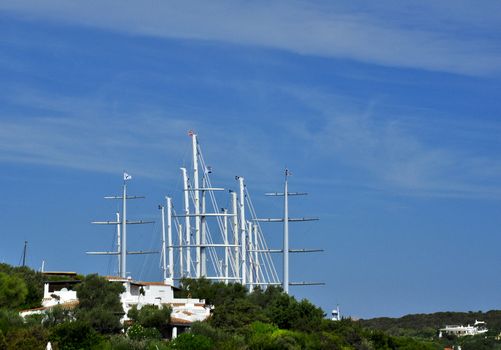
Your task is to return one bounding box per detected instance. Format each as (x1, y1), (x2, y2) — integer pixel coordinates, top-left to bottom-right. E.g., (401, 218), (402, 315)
(123, 172), (132, 181)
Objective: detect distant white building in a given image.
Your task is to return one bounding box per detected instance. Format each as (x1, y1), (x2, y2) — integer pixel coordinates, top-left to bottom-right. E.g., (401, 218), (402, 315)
(439, 320), (488, 338)
(20, 272), (211, 338)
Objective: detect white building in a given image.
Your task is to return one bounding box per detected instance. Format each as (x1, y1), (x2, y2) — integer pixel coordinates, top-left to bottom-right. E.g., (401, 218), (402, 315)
(20, 272), (211, 338)
(439, 320), (488, 338)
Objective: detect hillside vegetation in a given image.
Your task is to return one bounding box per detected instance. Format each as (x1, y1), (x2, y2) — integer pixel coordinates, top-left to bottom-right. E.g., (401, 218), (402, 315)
(359, 310), (501, 337)
(0, 263), (500, 349)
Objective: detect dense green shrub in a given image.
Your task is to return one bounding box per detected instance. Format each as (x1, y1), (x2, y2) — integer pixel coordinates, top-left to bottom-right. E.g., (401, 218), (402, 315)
(167, 333), (213, 350)
(127, 304), (171, 336)
(0, 309), (24, 334)
(50, 320), (102, 350)
(0, 273), (28, 309)
(127, 323), (161, 341)
(0, 264), (45, 310)
(75, 274), (124, 333)
(5, 325), (48, 350)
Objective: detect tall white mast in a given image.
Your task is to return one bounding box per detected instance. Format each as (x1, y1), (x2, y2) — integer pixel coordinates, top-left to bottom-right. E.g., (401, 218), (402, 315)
(223, 208), (229, 284)
(191, 133), (201, 278)
(121, 181), (127, 278)
(258, 169), (323, 293)
(88, 172), (155, 279)
(160, 204), (167, 283)
(201, 172), (207, 277)
(178, 223), (184, 279)
(166, 197), (174, 282)
(238, 176), (246, 286)
(180, 167), (191, 277)
(253, 222), (259, 286)
(283, 170), (289, 293)
(231, 191), (240, 281)
(247, 220), (253, 290)
(116, 212), (121, 275)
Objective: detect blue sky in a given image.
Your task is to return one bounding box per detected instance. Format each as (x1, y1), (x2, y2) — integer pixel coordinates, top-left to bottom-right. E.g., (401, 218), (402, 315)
(1, 1), (501, 318)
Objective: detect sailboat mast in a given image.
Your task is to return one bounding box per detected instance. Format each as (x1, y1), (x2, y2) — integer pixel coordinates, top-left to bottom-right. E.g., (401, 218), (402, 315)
(166, 197), (174, 282)
(191, 133), (201, 278)
(181, 167), (191, 277)
(201, 174), (207, 277)
(160, 204), (167, 283)
(231, 191), (240, 280)
(121, 182), (127, 278)
(223, 208), (229, 284)
(116, 212), (121, 276)
(247, 220), (253, 290)
(283, 169), (289, 293)
(253, 223), (259, 286)
(238, 176), (246, 286)
(178, 223), (184, 278)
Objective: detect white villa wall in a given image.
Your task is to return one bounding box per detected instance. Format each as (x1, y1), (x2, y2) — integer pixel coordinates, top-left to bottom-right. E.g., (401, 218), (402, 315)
(42, 283), (78, 308)
(21, 278), (211, 329)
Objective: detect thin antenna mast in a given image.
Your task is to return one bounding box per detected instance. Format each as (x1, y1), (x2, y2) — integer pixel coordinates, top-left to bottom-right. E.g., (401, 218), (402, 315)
(21, 240), (28, 267)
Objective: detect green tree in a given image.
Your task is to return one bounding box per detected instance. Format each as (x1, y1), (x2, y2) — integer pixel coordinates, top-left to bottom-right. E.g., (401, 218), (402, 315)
(127, 304), (171, 338)
(5, 325), (48, 350)
(0, 264), (44, 310)
(177, 278), (247, 306)
(0, 272), (28, 309)
(75, 274), (124, 333)
(50, 321), (102, 350)
(43, 304), (74, 327)
(168, 333), (213, 350)
(127, 304), (171, 329)
(0, 309), (24, 334)
(210, 298), (267, 331)
(0, 329), (6, 350)
(126, 323), (161, 341)
(190, 321), (246, 349)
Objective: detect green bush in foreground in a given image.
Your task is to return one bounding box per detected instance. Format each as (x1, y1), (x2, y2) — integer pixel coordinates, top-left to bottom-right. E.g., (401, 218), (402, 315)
(50, 321), (102, 350)
(167, 333), (213, 350)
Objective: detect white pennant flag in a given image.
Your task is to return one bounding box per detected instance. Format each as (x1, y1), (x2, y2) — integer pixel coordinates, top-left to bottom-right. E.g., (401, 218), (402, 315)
(123, 172), (132, 181)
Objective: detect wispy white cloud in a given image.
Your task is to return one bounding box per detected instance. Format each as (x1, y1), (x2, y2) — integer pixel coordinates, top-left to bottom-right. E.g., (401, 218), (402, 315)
(2, 78), (501, 199)
(0, 89), (282, 186)
(1, 0), (500, 75)
(283, 86), (501, 199)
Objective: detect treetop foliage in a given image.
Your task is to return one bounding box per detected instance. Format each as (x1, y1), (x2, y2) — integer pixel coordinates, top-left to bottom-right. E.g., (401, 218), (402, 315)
(74, 274), (125, 334)
(0, 264), (500, 349)
(0, 263), (44, 310)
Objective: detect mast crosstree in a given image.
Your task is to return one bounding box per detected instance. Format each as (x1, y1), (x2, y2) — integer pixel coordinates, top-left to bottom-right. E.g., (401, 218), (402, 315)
(87, 173), (156, 278)
(258, 169), (324, 294)
(88, 133), (323, 293)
